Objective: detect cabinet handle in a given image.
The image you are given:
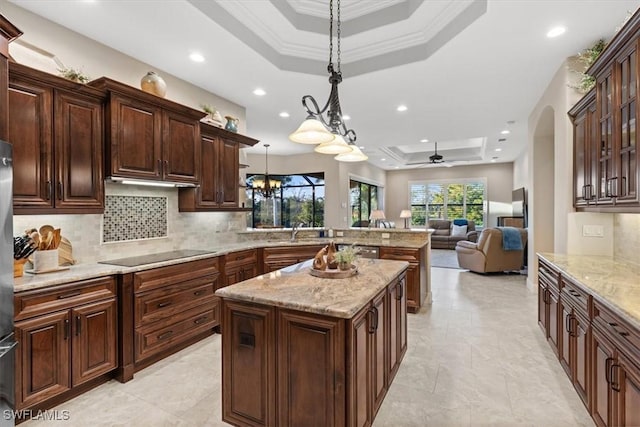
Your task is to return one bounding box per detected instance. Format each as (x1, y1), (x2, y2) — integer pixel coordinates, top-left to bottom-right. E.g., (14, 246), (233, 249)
(75, 315), (81, 336)
(157, 330), (173, 340)
(582, 185), (586, 201)
(57, 181), (63, 200)
(57, 291), (81, 299)
(157, 301), (171, 308)
(193, 316), (208, 325)
(64, 319), (69, 340)
(608, 322), (618, 327)
(367, 308), (376, 334)
(396, 282), (403, 300)
(606, 177), (618, 198)
(542, 289), (550, 305)
(605, 357), (613, 385)
(611, 363), (621, 392)
(585, 184), (594, 201)
(164, 160), (169, 172)
(565, 313), (571, 333)
(619, 331), (630, 337)
(46, 181), (52, 201)
(621, 176), (627, 197)
(569, 316), (578, 338)
(193, 290), (204, 297)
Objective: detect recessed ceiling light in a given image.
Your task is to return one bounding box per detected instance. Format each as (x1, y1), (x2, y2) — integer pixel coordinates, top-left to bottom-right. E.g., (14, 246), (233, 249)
(495, 148), (502, 152)
(395, 166), (399, 169)
(253, 88), (266, 96)
(491, 159), (497, 163)
(547, 26), (566, 38)
(359, 146), (365, 150)
(279, 112), (290, 118)
(420, 139), (429, 143)
(500, 130), (510, 135)
(342, 115), (351, 121)
(396, 105), (408, 112)
(381, 158), (386, 161)
(189, 52), (205, 63)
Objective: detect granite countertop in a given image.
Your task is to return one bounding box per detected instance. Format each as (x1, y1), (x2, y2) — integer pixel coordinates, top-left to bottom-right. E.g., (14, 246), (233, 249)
(14, 237), (428, 293)
(215, 258), (409, 319)
(538, 253), (640, 330)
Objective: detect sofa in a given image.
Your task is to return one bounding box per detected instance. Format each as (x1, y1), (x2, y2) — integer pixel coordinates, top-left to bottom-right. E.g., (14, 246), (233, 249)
(428, 219), (478, 249)
(455, 227), (528, 273)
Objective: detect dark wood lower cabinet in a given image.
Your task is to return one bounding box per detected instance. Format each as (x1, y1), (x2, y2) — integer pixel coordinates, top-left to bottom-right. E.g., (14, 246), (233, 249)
(387, 275), (407, 384)
(591, 327), (618, 427)
(617, 352), (640, 427)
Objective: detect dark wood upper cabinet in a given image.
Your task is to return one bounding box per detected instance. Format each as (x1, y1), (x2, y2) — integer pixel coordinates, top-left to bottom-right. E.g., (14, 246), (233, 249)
(9, 63), (105, 214)
(0, 15), (22, 141)
(572, 10), (640, 211)
(89, 77), (205, 185)
(179, 122), (258, 211)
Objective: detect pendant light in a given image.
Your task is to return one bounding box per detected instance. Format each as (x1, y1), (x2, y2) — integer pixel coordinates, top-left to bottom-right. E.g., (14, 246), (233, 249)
(252, 144), (281, 198)
(335, 145), (368, 162)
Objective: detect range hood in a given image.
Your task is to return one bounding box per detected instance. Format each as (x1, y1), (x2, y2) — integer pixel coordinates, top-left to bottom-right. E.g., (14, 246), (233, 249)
(107, 176), (198, 188)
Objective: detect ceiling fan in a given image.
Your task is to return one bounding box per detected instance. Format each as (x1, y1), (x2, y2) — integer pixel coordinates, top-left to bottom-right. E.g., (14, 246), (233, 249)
(429, 142), (444, 164)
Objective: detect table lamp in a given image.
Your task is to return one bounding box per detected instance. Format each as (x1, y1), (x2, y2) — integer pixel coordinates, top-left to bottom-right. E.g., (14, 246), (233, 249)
(369, 210), (385, 228)
(400, 210), (412, 229)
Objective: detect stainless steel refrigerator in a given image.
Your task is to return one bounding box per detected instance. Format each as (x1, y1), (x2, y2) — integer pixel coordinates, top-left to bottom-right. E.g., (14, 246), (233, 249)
(0, 140), (16, 426)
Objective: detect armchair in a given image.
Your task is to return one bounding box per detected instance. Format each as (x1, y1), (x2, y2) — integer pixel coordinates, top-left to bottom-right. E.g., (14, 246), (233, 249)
(455, 228), (527, 273)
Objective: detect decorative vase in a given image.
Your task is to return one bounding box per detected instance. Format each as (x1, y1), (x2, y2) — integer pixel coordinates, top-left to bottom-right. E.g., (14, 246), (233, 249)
(338, 261), (351, 271)
(224, 115), (239, 133)
(326, 242), (338, 270)
(140, 71), (167, 98)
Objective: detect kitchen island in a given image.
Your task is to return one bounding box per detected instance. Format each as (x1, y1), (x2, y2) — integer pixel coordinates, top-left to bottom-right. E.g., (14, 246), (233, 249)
(215, 258), (409, 427)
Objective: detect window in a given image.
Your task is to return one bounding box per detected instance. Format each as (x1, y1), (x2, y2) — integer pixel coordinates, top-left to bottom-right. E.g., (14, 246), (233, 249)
(350, 179), (379, 226)
(246, 173), (324, 228)
(409, 180), (486, 228)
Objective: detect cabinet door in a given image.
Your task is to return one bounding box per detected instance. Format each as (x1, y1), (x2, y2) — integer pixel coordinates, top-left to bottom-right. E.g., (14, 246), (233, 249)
(538, 283), (548, 335)
(162, 110), (200, 183)
(548, 289), (560, 356)
(221, 300), (276, 427)
(217, 138), (239, 208)
(276, 310), (345, 427)
(54, 90), (104, 210)
(371, 290), (387, 417)
(574, 110), (589, 207)
(223, 266), (241, 287)
(596, 71), (615, 204)
(110, 95), (162, 179)
(404, 263), (419, 313)
(8, 78), (53, 209)
(574, 313), (589, 407)
(15, 311), (70, 409)
(71, 298), (117, 387)
(348, 304), (372, 427)
(560, 304), (572, 376)
(240, 263), (258, 281)
(617, 352), (640, 427)
(591, 327), (616, 427)
(615, 45), (639, 205)
(195, 133), (218, 208)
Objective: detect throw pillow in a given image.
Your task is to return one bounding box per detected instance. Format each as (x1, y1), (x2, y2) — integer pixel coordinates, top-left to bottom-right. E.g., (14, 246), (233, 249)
(451, 224), (467, 237)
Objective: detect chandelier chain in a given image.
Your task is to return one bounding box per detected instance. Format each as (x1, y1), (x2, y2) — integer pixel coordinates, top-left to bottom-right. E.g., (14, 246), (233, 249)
(329, 0), (333, 68)
(337, 0), (341, 73)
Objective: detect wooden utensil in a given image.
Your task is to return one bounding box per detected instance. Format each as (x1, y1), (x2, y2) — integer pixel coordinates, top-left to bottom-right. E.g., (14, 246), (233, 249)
(39, 224), (54, 237)
(52, 229), (61, 249)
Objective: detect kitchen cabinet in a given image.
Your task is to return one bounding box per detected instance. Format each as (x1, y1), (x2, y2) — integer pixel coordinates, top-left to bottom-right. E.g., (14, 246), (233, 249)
(572, 11), (640, 211)
(0, 16), (22, 140)
(537, 259), (561, 357)
(9, 63), (105, 214)
(262, 245), (325, 273)
(14, 276), (117, 410)
(222, 249), (258, 287)
(179, 122), (258, 211)
(378, 246), (427, 314)
(89, 77), (204, 185)
(124, 258), (220, 371)
(387, 274), (407, 384)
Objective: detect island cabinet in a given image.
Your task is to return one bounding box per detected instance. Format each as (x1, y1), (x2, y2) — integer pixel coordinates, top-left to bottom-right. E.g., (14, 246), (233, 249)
(179, 122), (258, 211)
(13, 276), (117, 411)
(262, 245), (325, 273)
(8, 62), (105, 214)
(117, 258), (221, 380)
(378, 246), (426, 313)
(88, 77), (205, 185)
(537, 258), (561, 357)
(218, 259), (408, 427)
(222, 249), (258, 287)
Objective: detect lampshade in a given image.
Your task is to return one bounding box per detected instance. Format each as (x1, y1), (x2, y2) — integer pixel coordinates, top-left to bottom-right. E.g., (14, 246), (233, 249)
(289, 117), (335, 144)
(399, 210), (412, 219)
(335, 145), (368, 162)
(369, 210), (386, 220)
(314, 134), (352, 154)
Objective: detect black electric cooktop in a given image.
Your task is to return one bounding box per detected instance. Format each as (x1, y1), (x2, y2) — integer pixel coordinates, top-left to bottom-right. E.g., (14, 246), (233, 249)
(98, 250), (216, 267)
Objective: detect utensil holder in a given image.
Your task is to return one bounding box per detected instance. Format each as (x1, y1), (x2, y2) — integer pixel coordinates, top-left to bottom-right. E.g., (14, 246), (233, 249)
(13, 259), (27, 278)
(33, 249), (59, 272)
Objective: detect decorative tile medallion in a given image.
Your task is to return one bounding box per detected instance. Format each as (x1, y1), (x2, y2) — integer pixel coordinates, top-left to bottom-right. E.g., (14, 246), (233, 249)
(103, 195), (168, 243)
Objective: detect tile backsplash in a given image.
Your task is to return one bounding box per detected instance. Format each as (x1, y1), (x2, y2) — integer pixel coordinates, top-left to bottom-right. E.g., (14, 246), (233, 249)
(614, 213), (640, 265)
(13, 183), (246, 264)
(103, 195), (168, 243)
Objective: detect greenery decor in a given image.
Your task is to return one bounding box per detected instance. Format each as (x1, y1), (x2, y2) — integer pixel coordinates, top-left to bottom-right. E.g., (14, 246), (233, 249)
(335, 245), (357, 265)
(573, 39), (606, 93)
(57, 67), (90, 83)
(201, 104), (217, 115)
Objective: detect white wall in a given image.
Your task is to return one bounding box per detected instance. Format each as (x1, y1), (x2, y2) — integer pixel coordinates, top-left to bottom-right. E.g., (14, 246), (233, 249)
(512, 147), (529, 191)
(385, 162), (513, 228)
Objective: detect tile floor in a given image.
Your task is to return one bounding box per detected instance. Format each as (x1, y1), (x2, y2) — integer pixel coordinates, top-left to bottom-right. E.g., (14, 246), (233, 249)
(24, 268), (594, 426)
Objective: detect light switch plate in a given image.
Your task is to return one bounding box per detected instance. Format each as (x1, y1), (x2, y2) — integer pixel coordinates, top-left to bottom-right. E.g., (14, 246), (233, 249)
(582, 224), (604, 237)
(336, 231), (344, 237)
(382, 233), (390, 239)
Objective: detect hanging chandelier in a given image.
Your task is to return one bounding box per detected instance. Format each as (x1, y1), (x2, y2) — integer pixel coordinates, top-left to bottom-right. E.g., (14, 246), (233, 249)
(288, 0), (367, 162)
(252, 144), (281, 198)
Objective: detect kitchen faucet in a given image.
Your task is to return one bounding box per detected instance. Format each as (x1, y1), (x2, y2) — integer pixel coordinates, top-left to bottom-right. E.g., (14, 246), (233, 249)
(291, 222), (305, 242)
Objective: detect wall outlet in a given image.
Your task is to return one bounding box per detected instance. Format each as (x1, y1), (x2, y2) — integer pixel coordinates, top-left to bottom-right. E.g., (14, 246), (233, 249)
(336, 231), (344, 237)
(382, 233), (390, 239)
(582, 224), (604, 237)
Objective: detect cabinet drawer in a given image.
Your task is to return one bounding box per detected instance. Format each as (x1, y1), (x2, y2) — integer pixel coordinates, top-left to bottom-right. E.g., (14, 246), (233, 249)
(538, 260), (560, 288)
(593, 300), (640, 359)
(15, 276), (116, 321)
(560, 276), (589, 316)
(134, 258), (219, 293)
(379, 247), (418, 262)
(135, 276), (216, 327)
(224, 249), (257, 269)
(135, 301), (219, 362)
